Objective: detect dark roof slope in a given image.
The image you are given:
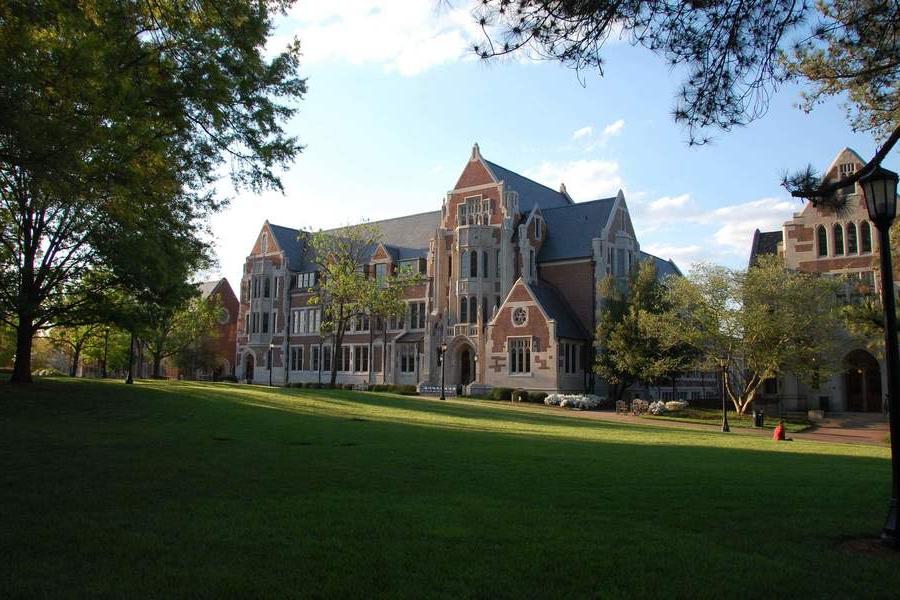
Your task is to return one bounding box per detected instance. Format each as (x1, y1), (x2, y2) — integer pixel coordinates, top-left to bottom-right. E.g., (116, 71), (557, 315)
(639, 251), (682, 279)
(485, 160), (572, 213)
(538, 197), (616, 262)
(196, 279), (222, 299)
(530, 282), (590, 340)
(270, 211), (441, 272)
(749, 229), (783, 267)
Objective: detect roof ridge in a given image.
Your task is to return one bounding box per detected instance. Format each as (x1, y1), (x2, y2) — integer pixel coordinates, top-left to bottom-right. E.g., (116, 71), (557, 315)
(269, 209), (442, 237)
(484, 159), (565, 198)
(541, 197), (617, 212)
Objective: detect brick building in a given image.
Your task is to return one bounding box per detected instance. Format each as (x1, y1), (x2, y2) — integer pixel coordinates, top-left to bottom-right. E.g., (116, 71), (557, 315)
(192, 278), (239, 380)
(235, 145), (680, 394)
(750, 147), (892, 413)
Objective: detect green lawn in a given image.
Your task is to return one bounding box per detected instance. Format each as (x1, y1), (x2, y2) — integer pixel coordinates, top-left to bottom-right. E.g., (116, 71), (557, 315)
(1, 378), (897, 598)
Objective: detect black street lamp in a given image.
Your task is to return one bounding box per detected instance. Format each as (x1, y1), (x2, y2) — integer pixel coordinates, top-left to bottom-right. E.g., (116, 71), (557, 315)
(439, 343), (447, 400)
(473, 353), (479, 385)
(268, 342), (274, 387)
(720, 364), (730, 433)
(860, 165), (900, 546)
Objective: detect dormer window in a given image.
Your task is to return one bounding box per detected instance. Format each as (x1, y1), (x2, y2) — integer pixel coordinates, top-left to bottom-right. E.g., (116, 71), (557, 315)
(534, 217), (542, 240)
(838, 162), (857, 195)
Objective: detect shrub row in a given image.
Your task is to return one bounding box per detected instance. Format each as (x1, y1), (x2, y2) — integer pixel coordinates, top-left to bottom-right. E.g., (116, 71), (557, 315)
(489, 387), (549, 403)
(368, 384), (418, 395)
(289, 382), (354, 390)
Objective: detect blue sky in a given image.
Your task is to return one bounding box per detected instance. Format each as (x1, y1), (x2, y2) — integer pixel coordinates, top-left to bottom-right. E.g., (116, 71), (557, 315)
(208, 1), (899, 288)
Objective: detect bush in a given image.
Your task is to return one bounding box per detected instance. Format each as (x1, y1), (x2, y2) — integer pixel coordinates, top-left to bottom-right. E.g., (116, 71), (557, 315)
(491, 387), (513, 401)
(343, 383), (355, 390)
(32, 368), (62, 377)
(290, 382), (304, 388)
(512, 389), (529, 403)
(218, 374), (238, 383)
(648, 400), (667, 415)
(529, 392), (548, 404)
(545, 393), (606, 410)
(665, 400), (689, 412)
(395, 384), (418, 395)
(370, 384), (388, 392)
(307, 383), (321, 389)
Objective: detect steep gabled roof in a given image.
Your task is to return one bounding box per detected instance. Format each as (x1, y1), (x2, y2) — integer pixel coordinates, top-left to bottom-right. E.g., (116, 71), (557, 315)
(537, 197), (617, 262)
(529, 282), (590, 340)
(639, 251), (682, 279)
(484, 160), (572, 213)
(270, 211), (441, 272)
(196, 279), (222, 299)
(269, 223), (306, 271)
(749, 229), (783, 267)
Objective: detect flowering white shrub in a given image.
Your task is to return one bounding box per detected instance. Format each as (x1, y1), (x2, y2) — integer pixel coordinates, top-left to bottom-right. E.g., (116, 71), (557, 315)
(545, 394), (606, 410)
(665, 400), (689, 412)
(648, 401), (667, 415)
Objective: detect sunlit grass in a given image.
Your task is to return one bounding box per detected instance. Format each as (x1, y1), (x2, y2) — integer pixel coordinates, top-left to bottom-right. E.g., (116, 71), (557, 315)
(1, 378), (896, 598)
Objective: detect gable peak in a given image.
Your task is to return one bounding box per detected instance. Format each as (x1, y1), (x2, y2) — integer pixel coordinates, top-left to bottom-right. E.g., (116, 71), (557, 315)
(471, 143), (481, 161)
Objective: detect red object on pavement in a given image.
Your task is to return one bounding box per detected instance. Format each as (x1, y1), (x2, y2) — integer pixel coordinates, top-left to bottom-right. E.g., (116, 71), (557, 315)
(773, 423), (786, 441)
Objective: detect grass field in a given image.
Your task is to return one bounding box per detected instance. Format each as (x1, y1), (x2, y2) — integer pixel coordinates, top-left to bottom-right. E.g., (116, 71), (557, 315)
(643, 407), (811, 433)
(1, 378), (897, 598)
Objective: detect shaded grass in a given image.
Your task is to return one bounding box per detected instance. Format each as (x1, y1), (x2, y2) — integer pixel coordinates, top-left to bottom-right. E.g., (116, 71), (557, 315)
(0, 378), (897, 598)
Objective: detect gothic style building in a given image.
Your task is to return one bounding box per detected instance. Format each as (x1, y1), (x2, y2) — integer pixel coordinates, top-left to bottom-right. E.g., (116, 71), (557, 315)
(750, 147), (890, 413)
(236, 145), (679, 393)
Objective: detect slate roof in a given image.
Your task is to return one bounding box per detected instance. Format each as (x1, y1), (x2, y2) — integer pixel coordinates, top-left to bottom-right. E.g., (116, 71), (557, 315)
(484, 160), (572, 213)
(269, 211), (441, 272)
(537, 197), (617, 262)
(639, 251), (682, 279)
(196, 279), (222, 299)
(749, 229), (783, 267)
(529, 282), (590, 340)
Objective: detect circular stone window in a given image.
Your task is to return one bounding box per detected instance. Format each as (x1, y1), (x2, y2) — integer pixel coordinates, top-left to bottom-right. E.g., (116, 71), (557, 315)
(218, 307), (231, 325)
(512, 307), (527, 326)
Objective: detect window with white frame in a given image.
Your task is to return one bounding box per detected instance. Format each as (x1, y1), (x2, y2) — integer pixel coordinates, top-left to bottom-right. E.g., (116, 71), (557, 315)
(560, 341), (580, 374)
(322, 345), (331, 372)
(311, 345), (320, 372)
(297, 272), (317, 290)
(353, 346), (369, 373)
(457, 195), (492, 226)
(337, 346), (351, 372)
(399, 344), (417, 373)
(261, 312), (269, 333)
(408, 302), (426, 330)
(375, 263), (387, 285)
(838, 162), (857, 194)
(292, 308), (320, 334)
(263, 277), (271, 298)
(290, 346), (304, 371)
(508, 337), (531, 374)
(354, 314), (370, 332)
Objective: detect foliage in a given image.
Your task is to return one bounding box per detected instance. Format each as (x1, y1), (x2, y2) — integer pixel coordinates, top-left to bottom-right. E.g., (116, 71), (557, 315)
(512, 389), (529, 402)
(47, 324), (103, 376)
(544, 393), (604, 409)
(0, 0), (305, 383)
(648, 401), (667, 416)
(473, 0), (806, 143)
(665, 400), (689, 413)
(595, 260), (696, 401)
(658, 256), (843, 415)
(140, 293), (221, 379)
(490, 386), (514, 401)
(528, 391), (548, 404)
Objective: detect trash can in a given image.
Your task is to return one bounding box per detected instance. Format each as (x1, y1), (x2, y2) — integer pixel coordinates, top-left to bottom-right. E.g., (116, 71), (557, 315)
(753, 411), (764, 428)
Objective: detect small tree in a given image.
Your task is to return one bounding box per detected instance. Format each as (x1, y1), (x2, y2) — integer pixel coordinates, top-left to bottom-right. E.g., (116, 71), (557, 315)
(140, 293), (220, 379)
(306, 223), (379, 386)
(366, 269), (425, 384)
(659, 256), (843, 415)
(47, 324), (103, 377)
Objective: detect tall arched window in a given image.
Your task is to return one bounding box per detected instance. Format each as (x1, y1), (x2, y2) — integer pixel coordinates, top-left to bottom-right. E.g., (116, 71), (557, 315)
(470, 250), (478, 278)
(469, 296), (477, 323)
(846, 222), (858, 254)
(461, 250), (470, 278)
(817, 225), (827, 257)
(833, 223), (844, 255)
(861, 221), (873, 253)
(459, 297), (467, 323)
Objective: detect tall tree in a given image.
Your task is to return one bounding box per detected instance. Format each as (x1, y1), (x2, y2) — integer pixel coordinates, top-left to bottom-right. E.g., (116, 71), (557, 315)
(595, 259), (690, 400)
(306, 224), (379, 386)
(366, 268), (425, 384)
(0, 0), (305, 383)
(658, 255), (843, 415)
(140, 292), (220, 379)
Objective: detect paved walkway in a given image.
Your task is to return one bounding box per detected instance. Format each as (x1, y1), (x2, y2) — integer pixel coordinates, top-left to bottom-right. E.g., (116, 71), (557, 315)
(540, 406), (890, 446)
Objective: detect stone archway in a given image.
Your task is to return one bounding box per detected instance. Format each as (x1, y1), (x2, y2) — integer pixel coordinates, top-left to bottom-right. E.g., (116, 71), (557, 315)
(459, 347), (472, 386)
(844, 349), (881, 412)
(243, 353), (255, 384)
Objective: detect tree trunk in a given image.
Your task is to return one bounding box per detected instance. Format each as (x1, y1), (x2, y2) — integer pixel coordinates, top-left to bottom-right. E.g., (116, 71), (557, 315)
(152, 351), (163, 379)
(10, 320), (34, 384)
(101, 328), (109, 378)
(69, 342), (82, 377)
(330, 329), (341, 386)
(382, 325), (388, 384)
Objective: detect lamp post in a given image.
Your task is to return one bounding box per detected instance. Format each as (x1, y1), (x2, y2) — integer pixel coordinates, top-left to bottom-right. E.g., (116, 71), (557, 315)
(268, 342), (274, 387)
(439, 343), (447, 400)
(860, 165), (900, 546)
(720, 364), (730, 432)
(473, 353), (479, 385)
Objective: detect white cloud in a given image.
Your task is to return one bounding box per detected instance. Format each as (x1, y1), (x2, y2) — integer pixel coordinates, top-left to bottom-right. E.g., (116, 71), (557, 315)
(602, 119), (625, 138)
(278, 1), (481, 76)
(648, 193), (690, 212)
(572, 126), (593, 140)
(699, 197), (796, 255)
(525, 159), (624, 200)
(641, 243), (706, 267)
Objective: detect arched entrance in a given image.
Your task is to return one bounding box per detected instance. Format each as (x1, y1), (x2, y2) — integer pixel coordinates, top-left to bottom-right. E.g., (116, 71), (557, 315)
(244, 353), (255, 383)
(459, 348), (472, 386)
(844, 349), (881, 412)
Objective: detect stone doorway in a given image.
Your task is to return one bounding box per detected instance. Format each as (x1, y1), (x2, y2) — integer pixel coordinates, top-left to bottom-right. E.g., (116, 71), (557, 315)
(244, 353), (255, 383)
(844, 349), (881, 412)
(459, 347), (473, 386)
